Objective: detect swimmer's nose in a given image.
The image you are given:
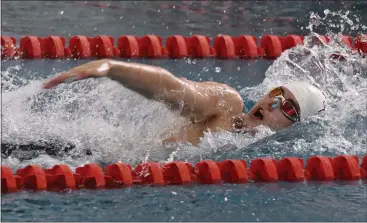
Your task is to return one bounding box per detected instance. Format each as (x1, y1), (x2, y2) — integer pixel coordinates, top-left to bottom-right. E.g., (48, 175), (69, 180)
(270, 97), (280, 110)
(263, 97), (279, 111)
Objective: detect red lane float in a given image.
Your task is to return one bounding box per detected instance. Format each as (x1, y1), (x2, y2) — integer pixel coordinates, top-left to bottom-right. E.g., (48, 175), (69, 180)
(361, 156), (367, 178)
(355, 34), (367, 54)
(44, 164), (76, 190)
(2, 34), (365, 60)
(134, 162), (164, 185)
(162, 161), (191, 185)
(138, 35), (166, 58)
(75, 164), (106, 189)
(249, 158), (278, 182)
(186, 35), (215, 58)
(1, 155), (366, 193)
(90, 35), (115, 58)
(235, 35), (264, 58)
(117, 35), (140, 58)
(217, 159), (248, 183)
(41, 36), (66, 58)
(214, 35), (236, 59)
(16, 165), (47, 191)
(305, 156), (334, 181)
(20, 36), (43, 59)
(1, 36), (17, 58)
(280, 35), (304, 51)
(104, 162), (133, 187)
(194, 160), (221, 184)
(260, 35), (283, 59)
(1, 166), (22, 193)
(332, 155), (361, 180)
(69, 35), (92, 58)
(166, 35), (189, 58)
(277, 157), (305, 182)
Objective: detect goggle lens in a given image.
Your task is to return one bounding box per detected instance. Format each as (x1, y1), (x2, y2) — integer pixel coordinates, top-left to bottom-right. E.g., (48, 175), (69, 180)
(282, 101), (297, 119)
(272, 95), (300, 122)
(269, 87), (283, 98)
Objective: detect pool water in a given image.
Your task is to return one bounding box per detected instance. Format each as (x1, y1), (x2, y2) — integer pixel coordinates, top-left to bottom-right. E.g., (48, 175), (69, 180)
(2, 1), (367, 222)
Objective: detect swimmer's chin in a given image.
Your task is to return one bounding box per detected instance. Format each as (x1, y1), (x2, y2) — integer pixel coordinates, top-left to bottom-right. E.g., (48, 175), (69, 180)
(242, 114), (264, 129)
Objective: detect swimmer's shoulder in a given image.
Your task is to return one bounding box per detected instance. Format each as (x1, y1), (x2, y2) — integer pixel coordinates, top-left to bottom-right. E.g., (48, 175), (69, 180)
(179, 78), (243, 108)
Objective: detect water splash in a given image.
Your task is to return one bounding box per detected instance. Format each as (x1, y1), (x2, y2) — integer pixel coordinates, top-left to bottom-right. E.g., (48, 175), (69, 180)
(2, 10), (366, 169)
(240, 10), (366, 159)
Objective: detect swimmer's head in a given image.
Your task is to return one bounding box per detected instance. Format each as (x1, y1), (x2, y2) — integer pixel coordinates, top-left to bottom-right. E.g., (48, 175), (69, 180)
(241, 81), (326, 130)
(283, 82), (326, 121)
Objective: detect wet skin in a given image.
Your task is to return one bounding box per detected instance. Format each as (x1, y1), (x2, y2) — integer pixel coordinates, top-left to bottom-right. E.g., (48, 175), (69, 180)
(42, 59), (300, 145)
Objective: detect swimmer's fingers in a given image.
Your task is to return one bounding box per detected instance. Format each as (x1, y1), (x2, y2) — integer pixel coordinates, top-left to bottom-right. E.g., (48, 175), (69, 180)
(42, 70), (88, 89)
(42, 60), (112, 89)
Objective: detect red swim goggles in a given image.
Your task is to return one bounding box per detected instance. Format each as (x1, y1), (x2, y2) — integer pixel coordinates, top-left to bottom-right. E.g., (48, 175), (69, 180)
(269, 87), (300, 122)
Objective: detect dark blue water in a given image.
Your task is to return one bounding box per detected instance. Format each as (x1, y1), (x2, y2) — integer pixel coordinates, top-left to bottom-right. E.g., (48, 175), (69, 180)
(2, 181), (367, 222)
(2, 1), (367, 222)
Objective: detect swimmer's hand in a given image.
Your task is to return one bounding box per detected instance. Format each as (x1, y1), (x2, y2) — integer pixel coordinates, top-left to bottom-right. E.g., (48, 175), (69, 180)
(42, 59), (112, 89)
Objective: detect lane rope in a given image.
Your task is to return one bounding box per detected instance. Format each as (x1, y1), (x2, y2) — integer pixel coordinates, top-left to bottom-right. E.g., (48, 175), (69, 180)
(1, 34), (366, 60)
(2, 155), (366, 193)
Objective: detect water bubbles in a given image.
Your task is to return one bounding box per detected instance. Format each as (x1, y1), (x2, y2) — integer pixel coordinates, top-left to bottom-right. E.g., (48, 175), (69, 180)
(215, 67), (221, 73)
(237, 67), (241, 71)
(59, 11), (64, 15)
(224, 197), (228, 201)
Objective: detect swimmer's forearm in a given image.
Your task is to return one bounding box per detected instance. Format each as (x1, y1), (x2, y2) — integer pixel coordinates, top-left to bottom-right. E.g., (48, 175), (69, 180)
(107, 60), (188, 103)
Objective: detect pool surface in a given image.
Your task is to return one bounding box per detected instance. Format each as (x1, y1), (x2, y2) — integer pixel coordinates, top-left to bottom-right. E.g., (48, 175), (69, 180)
(2, 1), (367, 222)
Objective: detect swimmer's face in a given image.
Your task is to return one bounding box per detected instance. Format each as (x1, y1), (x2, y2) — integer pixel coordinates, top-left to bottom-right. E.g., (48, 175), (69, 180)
(242, 86), (300, 130)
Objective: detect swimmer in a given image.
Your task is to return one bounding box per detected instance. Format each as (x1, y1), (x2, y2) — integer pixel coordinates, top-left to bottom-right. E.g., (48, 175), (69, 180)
(42, 59), (326, 145)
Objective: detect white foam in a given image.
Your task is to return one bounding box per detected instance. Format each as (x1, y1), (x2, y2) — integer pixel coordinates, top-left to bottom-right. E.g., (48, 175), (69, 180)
(2, 10), (366, 168)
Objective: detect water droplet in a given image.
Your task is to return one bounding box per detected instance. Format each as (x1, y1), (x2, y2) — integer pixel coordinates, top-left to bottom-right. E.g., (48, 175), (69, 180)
(224, 197), (228, 201)
(215, 67), (221, 73)
(237, 67), (241, 71)
(59, 11), (64, 15)
(171, 191), (177, 195)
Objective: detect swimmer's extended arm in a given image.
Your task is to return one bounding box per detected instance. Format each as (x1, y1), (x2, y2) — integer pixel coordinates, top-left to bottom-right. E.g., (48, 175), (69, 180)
(107, 60), (204, 113)
(43, 59), (236, 117)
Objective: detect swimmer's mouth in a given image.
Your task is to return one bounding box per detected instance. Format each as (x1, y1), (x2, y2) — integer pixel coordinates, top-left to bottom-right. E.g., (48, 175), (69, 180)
(252, 107), (264, 120)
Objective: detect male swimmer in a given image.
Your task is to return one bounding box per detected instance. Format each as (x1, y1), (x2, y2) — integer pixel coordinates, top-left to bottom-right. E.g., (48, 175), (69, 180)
(41, 59), (326, 145)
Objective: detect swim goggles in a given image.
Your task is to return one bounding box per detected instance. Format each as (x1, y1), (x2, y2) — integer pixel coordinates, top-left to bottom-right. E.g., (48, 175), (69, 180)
(269, 87), (300, 122)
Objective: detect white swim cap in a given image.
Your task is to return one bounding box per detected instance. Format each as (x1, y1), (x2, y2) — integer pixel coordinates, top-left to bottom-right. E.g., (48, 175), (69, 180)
(283, 82), (326, 121)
